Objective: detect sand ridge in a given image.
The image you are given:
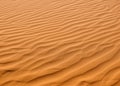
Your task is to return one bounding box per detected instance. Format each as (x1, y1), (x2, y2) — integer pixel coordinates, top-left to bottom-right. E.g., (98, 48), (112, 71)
(0, 0), (120, 86)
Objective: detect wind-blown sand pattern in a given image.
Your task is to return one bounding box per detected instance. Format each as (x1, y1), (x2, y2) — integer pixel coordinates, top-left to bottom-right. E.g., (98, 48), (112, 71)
(0, 0), (120, 86)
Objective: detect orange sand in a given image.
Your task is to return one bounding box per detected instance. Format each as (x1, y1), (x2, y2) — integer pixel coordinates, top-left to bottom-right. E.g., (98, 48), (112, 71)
(0, 0), (120, 86)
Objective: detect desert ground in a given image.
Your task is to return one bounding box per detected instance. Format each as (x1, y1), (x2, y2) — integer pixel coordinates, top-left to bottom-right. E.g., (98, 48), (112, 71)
(0, 0), (120, 86)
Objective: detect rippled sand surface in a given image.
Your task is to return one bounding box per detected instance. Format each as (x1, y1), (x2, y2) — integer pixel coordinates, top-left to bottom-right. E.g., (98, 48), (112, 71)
(0, 0), (120, 86)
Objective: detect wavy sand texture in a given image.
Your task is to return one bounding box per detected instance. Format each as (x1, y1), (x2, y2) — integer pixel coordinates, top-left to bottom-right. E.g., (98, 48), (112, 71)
(0, 0), (120, 86)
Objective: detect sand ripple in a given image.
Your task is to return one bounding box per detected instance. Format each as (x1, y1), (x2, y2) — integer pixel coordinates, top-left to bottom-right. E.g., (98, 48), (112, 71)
(0, 0), (120, 86)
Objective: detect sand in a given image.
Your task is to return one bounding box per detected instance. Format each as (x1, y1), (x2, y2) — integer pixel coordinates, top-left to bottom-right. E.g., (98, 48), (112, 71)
(0, 0), (120, 86)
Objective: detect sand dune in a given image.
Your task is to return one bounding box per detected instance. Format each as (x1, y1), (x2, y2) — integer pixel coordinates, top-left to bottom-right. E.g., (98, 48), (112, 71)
(0, 0), (120, 86)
